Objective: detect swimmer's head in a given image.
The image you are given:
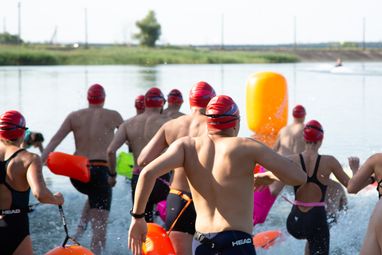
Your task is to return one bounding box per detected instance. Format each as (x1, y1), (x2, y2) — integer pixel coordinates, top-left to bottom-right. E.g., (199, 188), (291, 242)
(304, 120), (324, 143)
(293, 105), (306, 119)
(205, 95), (240, 131)
(189, 81), (216, 108)
(135, 95), (145, 112)
(0, 110), (28, 141)
(145, 87), (165, 108)
(167, 89), (183, 106)
(87, 84), (106, 105)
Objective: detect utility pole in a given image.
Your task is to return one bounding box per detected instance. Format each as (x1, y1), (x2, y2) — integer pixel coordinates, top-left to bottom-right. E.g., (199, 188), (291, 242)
(293, 16), (297, 50)
(221, 13), (224, 50)
(84, 8), (88, 49)
(362, 17), (366, 51)
(18, 1), (21, 44)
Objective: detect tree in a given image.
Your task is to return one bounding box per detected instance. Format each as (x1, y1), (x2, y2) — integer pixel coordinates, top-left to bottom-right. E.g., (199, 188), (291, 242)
(135, 10), (161, 47)
(0, 32), (23, 44)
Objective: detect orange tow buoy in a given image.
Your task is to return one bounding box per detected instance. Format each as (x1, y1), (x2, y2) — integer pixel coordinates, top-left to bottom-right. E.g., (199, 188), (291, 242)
(47, 152), (90, 183)
(142, 223), (175, 255)
(253, 230), (282, 249)
(45, 245), (94, 255)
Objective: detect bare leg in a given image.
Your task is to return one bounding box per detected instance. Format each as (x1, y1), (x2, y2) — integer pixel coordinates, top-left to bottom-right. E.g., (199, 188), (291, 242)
(89, 208), (109, 255)
(13, 236), (33, 255)
(169, 231), (193, 255)
(74, 199), (91, 240)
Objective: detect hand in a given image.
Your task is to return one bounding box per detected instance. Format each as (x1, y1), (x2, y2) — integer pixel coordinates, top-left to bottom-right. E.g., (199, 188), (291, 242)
(348, 157), (360, 175)
(54, 192), (64, 205)
(128, 217), (147, 255)
(254, 172), (279, 191)
(108, 176), (117, 187)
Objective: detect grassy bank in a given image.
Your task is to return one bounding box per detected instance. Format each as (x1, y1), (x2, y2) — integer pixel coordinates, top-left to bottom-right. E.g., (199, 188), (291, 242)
(0, 45), (299, 66)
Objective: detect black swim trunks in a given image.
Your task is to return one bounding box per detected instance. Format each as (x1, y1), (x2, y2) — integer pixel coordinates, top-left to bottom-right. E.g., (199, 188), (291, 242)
(165, 189), (196, 235)
(193, 230), (256, 255)
(70, 160), (112, 211)
(131, 171), (170, 222)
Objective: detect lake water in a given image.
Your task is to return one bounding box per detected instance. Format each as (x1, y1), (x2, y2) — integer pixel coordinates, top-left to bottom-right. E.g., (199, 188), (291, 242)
(1, 62), (381, 254)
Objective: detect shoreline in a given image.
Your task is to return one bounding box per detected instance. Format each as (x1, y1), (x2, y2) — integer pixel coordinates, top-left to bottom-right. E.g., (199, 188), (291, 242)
(286, 49), (382, 62)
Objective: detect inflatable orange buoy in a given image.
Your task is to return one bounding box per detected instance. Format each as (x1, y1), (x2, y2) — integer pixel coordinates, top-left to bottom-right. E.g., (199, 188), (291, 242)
(47, 152), (90, 183)
(246, 72), (288, 141)
(142, 223), (175, 255)
(253, 230), (282, 249)
(45, 245), (94, 255)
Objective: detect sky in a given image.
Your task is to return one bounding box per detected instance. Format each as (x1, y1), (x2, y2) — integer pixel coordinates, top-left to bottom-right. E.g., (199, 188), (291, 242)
(1, 0), (381, 45)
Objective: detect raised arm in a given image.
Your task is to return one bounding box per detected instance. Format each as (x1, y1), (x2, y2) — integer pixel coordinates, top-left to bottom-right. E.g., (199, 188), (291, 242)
(128, 139), (185, 255)
(26, 154), (64, 205)
(348, 154), (379, 194)
(249, 138), (306, 186)
(107, 123), (128, 176)
(41, 114), (72, 163)
(330, 156), (351, 187)
(137, 126), (168, 167)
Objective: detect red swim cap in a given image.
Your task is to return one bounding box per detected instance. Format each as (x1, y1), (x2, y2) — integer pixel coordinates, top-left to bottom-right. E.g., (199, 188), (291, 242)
(145, 87), (165, 108)
(304, 120), (324, 143)
(189, 81), (216, 108)
(206, 95), (240, 130)
(293, 105), (306, 118)
(0, 110), (27, 141)
(135, 95), (145, 111)
(87, 84), (105, 105)
(167, 89), (183, 105)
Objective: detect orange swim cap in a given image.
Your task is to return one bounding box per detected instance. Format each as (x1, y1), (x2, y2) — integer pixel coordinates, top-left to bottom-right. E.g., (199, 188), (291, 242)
(0, 110), (27, 141)
(189, 81), (216, 108)
(293, 105), (306, 118)
(206, 95), (240, 130)
(145, 87), (165, 108)
(87, 84), (105, 105)
(167, 89), (183, 105)
(304, 120), (324, 142)
(135, 95), (145, 111)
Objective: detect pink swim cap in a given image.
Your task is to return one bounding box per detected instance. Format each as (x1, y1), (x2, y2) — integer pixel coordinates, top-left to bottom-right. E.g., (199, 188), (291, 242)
(293, 105), (306, 118)
(145, 87), (165, 108)
(135, 95), (145, 111)
(0, 110), (27, 141)
(87, 84), (105, 105)
(167, 89), (183, 105)
(189, 81), (216, 108)
(206, 95), (240, 130)
(304, 120), (324, 143)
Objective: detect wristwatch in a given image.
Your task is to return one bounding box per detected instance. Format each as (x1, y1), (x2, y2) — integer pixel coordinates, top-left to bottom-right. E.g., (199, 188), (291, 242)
(130, 209), (145, 219)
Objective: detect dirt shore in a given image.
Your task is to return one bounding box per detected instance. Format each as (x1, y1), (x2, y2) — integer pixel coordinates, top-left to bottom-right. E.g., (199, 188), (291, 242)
(276, 49), (382, 62)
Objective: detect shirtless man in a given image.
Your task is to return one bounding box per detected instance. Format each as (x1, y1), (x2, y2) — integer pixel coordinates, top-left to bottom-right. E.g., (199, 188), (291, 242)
(348, 155), (382, 254)
(138, 81), (216, 255)
(128, 95), (306, 255)
(163, 89), (185, 119)
(135, 95), (145, 115)
(325, 179), (348, 225)
(107, 87), (171, 223)
(0, 110), (64, 255)
(270, 104), (306, 195)
(41, 84), (123, 255)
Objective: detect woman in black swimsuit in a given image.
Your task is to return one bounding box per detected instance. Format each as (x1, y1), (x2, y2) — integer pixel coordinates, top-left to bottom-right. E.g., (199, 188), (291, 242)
(286, 120), (352, 255)
(0, 110), (64, 255)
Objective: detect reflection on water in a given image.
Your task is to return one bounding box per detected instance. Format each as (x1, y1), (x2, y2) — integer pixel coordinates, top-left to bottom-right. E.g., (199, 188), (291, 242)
(1, 63), (382, 254)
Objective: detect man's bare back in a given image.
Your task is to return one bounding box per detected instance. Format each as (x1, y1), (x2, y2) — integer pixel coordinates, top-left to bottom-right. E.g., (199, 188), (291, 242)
(275, 123), (305, 156)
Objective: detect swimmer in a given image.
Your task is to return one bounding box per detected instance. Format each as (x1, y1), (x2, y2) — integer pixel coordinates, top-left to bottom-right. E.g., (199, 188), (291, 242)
(135, 95), (145, 115)
(163, 89), (185, 119)
(41, 84), (123, 255)
(270, 104), (306, 196)
(107, 87), (171, 223)
(138, 81), (216, 255)
(286, 120), (352, 255)
(128, 95), (306, 255)
(0, 110), (64, 255)
(335, 58), (343, 67)
(21, 130), (44, 154)
(348, 154), (382, 254)
(325, 179), (348, 225)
